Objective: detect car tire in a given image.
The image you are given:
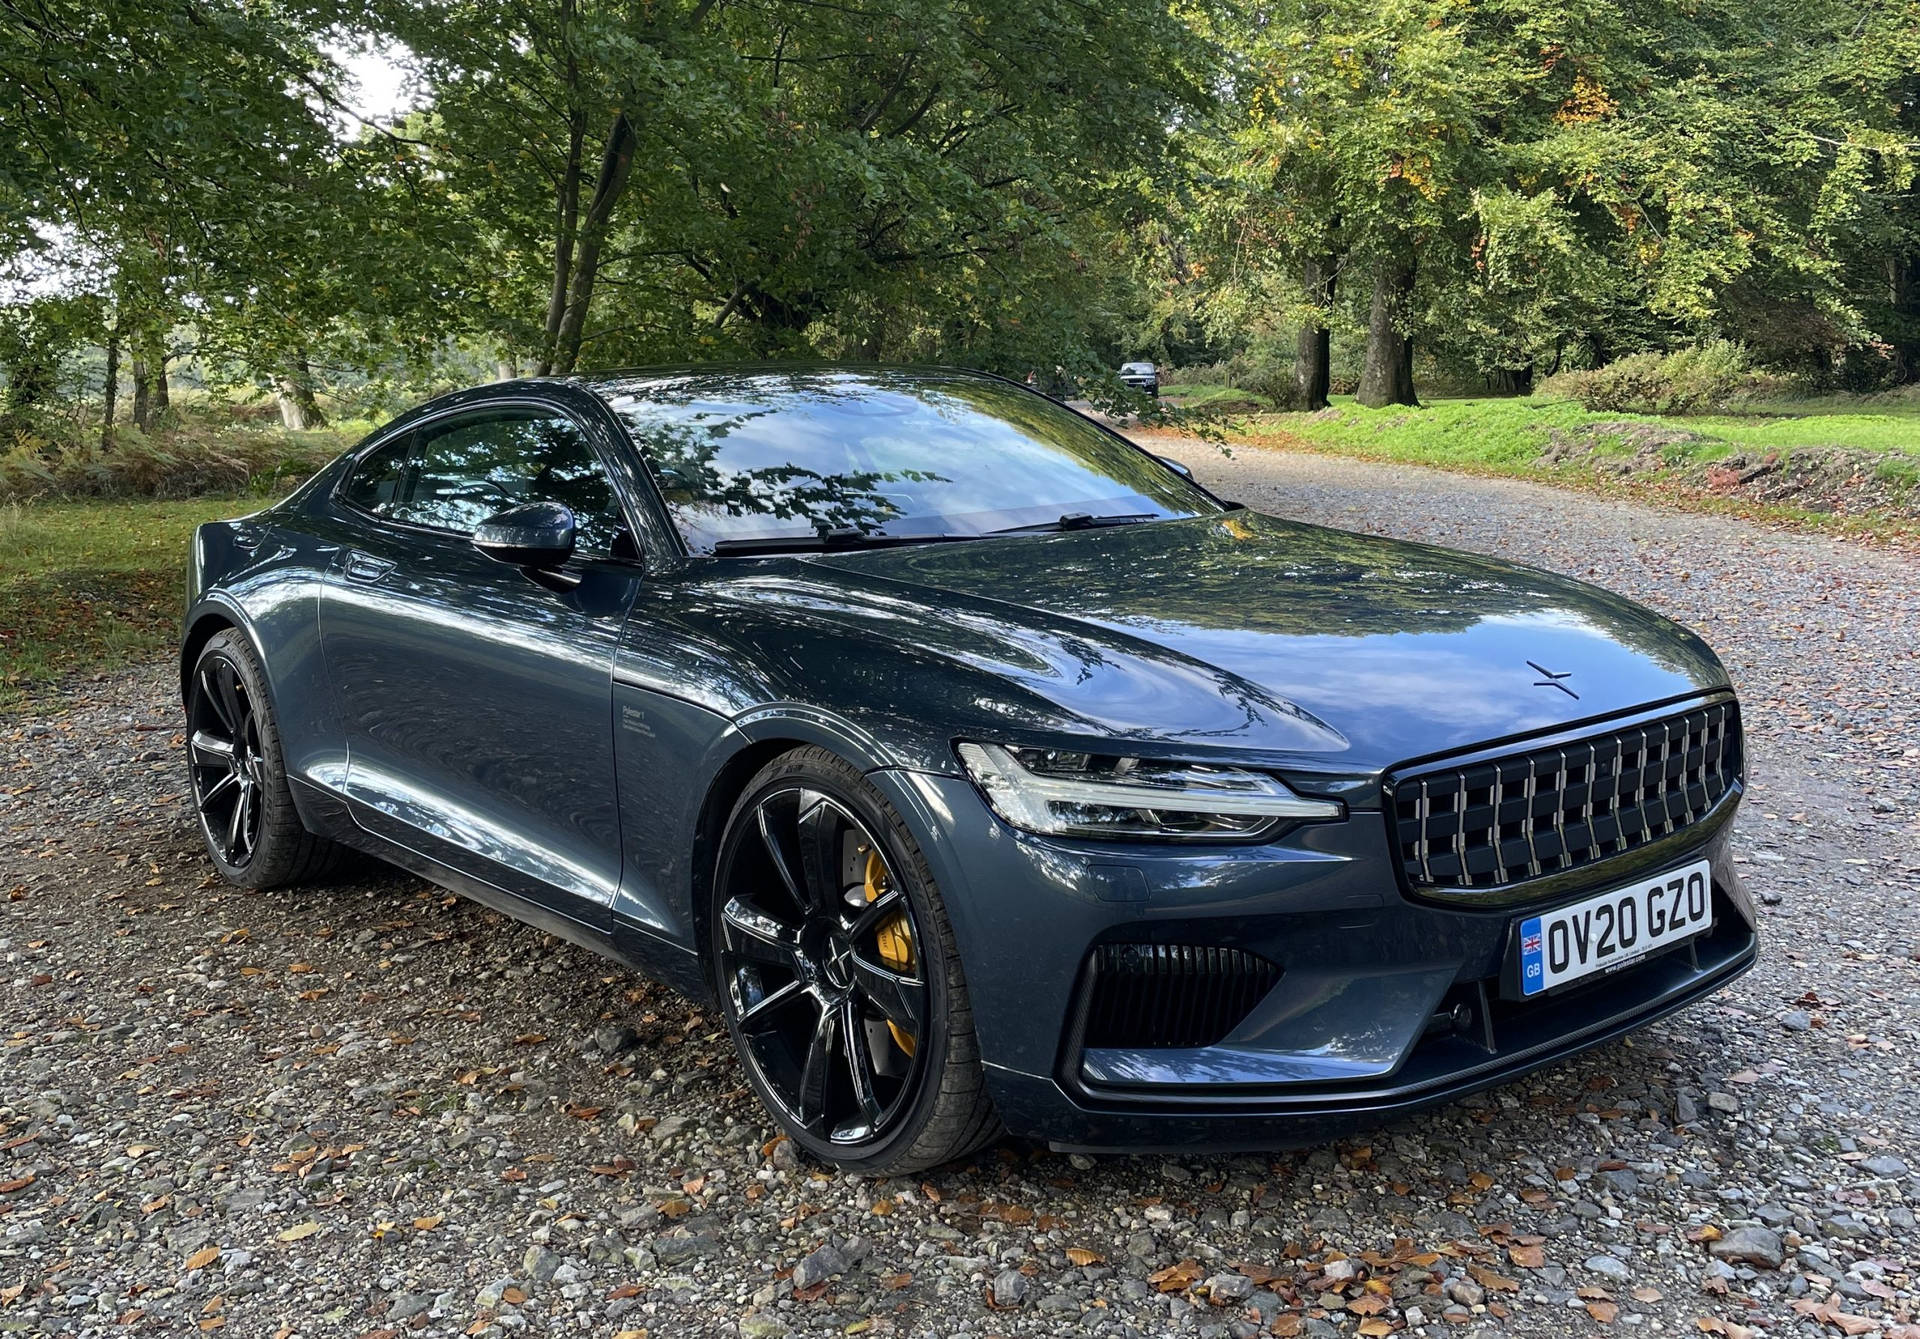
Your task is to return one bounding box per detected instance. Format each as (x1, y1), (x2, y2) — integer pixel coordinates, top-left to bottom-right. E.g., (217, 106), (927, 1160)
(709, 746), (1001, 1173)
(186, 629), (346, 889)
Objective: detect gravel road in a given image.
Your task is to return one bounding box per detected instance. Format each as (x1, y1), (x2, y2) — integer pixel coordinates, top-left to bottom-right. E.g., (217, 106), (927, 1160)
(3, 443), (1917, 1339)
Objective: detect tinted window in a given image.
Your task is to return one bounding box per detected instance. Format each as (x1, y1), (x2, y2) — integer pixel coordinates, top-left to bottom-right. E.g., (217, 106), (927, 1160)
(379, 411), (627, 554)
(606, 371), (1213, 554)
(340, 434), (413, 516)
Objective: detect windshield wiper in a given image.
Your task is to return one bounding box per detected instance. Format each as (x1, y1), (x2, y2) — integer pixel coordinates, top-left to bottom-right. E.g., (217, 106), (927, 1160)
(985, 512), (1162, 536)
(709, 528), (976, 556)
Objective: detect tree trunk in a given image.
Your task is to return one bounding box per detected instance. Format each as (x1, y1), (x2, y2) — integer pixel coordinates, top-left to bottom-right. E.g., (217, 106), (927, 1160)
(130, 357), (152, 430)
(274, 353), (326, 430)
(1295, 254), (1337, 410)
(551, 112), (638, 375)
(149, 344), (170, 420)
(1356, 254), (1418, 408)
(101, 330), (120, 450)
(135, 324), (172, 425)
(536, 84), (586, 376)
(1488, 364), (1533, 396)
(1891, 250), (1920, 385)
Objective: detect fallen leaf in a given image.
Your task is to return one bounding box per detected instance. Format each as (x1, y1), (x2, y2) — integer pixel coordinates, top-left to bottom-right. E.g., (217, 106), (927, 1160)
(882, 1272), (913, 1290)
(1509, 1244), (1545, 1269)
(412, 1216), (443, 1231)
(501, 1286), (527, 1305)
(1149, 1259), (1203, 1293)
(1792, 1299), (1877, 1335)
(276, 1222), (321, 1243)
(1271, 1316), (1304, 1337)
(185, 1247), (221, 1271)
(1697, 1317), (1755, 1339)
(606, 1284), (642, 1300)
(1066, 1247), (1103, 1267)
(1358, 1321), (1392, 1337)
(1468, 1264), (1519, 1292)
(1588, 1301), (1619, 1323)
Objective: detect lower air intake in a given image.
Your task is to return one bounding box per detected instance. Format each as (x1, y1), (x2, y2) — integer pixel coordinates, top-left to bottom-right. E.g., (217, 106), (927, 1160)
(1080, 944), (1281, 1050)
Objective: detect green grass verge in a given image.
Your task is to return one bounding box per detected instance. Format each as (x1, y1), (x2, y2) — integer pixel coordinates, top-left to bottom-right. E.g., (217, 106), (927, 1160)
(1161, 382), (1277, 413)
(0, 497), (253, 710)
(1238, 395), (1920, 465)
(1211, 395), (1920, 544)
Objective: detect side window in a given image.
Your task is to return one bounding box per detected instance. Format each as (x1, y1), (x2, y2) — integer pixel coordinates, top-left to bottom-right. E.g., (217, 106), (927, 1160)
(339, 434), (414, 517)
(384, 411), (629, 555)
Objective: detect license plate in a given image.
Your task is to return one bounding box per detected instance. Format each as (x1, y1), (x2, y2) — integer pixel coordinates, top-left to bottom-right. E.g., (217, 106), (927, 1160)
(1516, 859), (1712, 997)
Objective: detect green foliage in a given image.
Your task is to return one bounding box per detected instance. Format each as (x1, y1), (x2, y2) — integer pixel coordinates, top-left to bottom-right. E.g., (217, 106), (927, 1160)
(1539, 342), (1758, 415)
(0, 411), (352, 502)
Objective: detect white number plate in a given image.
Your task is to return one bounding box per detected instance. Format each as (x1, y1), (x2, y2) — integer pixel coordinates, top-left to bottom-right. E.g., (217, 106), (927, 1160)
(1516, 859), (1712, 997)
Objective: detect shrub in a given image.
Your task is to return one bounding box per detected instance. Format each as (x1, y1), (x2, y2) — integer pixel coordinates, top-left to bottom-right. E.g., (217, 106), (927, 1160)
(1237, 363), (1303, 410)
(1539, 341), (1757, 415)
(0, 417), (350, 502)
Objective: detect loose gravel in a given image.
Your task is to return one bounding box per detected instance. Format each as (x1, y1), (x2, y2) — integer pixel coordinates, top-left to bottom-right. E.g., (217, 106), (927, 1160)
(3, 444), (1916, 1339)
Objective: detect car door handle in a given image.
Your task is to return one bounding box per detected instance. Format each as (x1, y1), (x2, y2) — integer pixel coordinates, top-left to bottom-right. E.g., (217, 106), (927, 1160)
(344, 551), (396, 584)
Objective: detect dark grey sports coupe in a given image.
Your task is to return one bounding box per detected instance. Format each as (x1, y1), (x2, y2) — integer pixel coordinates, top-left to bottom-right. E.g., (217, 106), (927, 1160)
(183, 366), (1757, 1171)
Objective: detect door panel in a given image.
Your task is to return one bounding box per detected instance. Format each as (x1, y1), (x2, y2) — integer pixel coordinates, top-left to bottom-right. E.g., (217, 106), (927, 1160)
(318, 408), (641, 928)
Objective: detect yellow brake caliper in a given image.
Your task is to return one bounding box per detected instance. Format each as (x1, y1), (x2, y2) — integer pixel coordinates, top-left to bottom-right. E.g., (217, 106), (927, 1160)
(862, 848), (917, 1057)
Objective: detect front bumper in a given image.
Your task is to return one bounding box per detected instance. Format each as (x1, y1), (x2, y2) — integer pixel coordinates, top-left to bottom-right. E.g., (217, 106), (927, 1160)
(871, 763), (1757, 1153)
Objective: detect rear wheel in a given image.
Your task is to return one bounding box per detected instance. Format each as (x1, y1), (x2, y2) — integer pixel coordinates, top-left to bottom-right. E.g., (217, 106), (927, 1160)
(187, 630), (344, 888)
(710, 747), (1000, 1173)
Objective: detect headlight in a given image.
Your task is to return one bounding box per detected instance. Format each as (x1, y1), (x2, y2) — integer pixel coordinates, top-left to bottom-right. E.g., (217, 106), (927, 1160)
(956, 741), (1342, 841)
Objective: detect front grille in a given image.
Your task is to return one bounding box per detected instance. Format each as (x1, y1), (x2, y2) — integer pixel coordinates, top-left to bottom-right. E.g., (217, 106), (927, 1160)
(1390, 699), (1741, 893)
(1079, 944), (1281, 1049)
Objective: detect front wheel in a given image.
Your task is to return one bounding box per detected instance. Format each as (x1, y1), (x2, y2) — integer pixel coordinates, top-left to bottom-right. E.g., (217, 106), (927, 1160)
(709, 747), (1000, 1173)
(186, 629), (344, 888)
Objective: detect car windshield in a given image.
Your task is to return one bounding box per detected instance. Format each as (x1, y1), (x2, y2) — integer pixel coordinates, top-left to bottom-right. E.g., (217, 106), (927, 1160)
(1121, 362), (1154, 374)
(604, 369), (1215, 554)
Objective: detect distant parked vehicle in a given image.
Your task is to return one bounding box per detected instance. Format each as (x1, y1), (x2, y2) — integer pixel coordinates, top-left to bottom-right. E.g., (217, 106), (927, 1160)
(1118, 360), (1158, 397)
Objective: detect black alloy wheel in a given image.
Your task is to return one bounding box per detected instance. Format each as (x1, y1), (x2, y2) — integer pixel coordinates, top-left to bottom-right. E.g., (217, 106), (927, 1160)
(711, 748), (998, 1172)
(188, 654), (266, 868)
(186, 630), (344, 888)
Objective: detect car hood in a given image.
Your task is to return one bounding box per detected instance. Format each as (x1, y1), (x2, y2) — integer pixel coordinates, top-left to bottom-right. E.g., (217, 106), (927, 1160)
(802, 512), (1728, 773)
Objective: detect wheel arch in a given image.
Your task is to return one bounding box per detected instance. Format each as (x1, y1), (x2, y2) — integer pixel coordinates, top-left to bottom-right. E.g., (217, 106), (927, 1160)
(686, 734), (817, 996)
(684, 706), (923, 994)
(180, 597), (254, 705)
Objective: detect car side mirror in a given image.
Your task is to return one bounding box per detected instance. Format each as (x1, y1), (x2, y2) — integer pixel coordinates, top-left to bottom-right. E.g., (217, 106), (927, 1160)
(473, 501), (576, 570)
(1157, 454), (1195, 480)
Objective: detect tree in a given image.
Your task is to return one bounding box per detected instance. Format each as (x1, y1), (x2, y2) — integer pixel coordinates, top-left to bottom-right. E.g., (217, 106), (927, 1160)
(376, 0), (1211, 377)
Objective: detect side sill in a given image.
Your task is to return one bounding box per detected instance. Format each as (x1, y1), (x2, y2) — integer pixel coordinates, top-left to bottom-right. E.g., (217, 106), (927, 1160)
(286, 778), (708, 1001)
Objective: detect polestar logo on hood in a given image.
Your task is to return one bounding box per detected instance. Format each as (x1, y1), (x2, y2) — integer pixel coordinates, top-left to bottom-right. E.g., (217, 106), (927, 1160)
(1527, 661), (1579, 699)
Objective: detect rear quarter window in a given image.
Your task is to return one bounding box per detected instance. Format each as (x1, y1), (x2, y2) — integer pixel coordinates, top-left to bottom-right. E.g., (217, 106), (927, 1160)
(339, 435), (413, 516)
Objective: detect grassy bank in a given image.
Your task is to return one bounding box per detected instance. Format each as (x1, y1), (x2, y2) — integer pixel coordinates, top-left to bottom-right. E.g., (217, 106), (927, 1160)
(0, 498), (252, 710)
(1209, 395), (1920, 538)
